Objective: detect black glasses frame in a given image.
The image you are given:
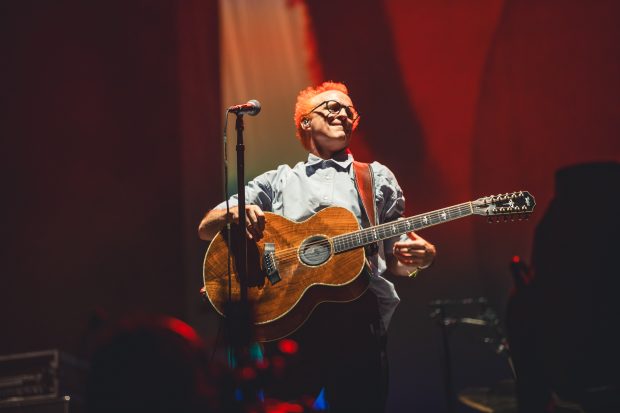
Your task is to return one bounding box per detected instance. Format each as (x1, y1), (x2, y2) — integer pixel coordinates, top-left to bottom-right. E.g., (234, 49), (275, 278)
(303, 100), (360, 122)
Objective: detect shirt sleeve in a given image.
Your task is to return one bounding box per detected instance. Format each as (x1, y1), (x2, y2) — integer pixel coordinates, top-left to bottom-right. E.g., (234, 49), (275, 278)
(371, 162), (408, 255)
(212, 167), (283, 212)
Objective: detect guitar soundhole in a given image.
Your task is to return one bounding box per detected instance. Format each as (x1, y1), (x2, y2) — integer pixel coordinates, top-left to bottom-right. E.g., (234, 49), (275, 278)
(299, 235), (332, 266)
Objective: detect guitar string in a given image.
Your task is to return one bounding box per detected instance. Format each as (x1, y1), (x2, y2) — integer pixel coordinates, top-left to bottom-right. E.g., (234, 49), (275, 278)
(269, 204), (474, 262)
(230, 194), (526, 268)
(275, 202), (528, 261)
(271, 204), (472, 262)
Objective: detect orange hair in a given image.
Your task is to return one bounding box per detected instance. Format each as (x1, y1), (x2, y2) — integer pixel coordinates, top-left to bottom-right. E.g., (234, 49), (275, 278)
(294, 81), (358, 150)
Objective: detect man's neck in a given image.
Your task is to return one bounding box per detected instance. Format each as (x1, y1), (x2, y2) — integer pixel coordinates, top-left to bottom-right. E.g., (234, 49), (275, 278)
(312, 147), (350, 161)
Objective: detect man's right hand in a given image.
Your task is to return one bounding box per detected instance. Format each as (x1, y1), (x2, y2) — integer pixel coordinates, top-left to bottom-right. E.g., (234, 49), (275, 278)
(198, 204), (266, 241)
(228, 205), (266, 240)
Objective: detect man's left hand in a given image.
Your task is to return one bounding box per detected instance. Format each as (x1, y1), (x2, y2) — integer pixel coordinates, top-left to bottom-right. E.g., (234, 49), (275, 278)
(392, 232), (436, 269)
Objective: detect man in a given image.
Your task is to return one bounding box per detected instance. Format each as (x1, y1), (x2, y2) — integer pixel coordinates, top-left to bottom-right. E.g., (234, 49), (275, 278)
(198, 82), (436, 412)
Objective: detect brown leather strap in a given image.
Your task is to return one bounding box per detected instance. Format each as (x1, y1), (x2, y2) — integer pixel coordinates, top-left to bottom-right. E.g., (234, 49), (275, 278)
(353, 161), (377, 227)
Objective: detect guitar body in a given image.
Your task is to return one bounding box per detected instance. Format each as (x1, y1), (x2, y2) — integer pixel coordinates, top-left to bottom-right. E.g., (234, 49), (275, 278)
(203, 206), (369, 342)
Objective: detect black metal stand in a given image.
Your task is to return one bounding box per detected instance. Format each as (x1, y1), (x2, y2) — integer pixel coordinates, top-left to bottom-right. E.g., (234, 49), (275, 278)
(430, 297), (516, 413)
(219, 113), (258, 409)
(235, 114), (248, 304)
(225, 113), (253, 350)
(434, 304), (456, 413)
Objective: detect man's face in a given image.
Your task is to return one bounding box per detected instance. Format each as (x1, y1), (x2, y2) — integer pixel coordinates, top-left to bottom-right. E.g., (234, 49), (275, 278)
(303, 90), (356, 155)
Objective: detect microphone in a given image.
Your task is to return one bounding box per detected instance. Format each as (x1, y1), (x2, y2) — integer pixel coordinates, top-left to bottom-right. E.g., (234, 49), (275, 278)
(227, 99), (261, 116)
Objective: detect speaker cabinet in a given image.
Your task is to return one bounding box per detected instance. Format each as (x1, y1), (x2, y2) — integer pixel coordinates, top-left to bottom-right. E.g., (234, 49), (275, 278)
(0, 396), (82, 413)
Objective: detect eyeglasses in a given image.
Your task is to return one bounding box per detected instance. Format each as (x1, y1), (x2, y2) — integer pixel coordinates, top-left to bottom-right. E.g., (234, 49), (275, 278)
(304, 100), (360, 122)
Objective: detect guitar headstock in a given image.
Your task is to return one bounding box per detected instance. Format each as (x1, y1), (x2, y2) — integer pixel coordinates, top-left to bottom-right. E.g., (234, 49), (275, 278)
(472, 191), (536, 222)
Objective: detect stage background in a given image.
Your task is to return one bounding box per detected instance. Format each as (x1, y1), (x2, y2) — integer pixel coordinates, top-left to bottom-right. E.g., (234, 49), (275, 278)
(2, 0), (619, 411)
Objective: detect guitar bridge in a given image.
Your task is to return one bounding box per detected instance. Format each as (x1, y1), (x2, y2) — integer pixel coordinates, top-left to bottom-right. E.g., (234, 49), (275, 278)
(263, 243), (281, 285)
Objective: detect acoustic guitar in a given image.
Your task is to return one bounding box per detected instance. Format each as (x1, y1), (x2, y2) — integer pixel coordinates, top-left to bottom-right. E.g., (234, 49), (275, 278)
(202, 191), (535, 341)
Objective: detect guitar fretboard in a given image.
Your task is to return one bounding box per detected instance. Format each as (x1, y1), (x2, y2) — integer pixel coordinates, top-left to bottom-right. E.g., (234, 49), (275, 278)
(332, 202), (473, 253)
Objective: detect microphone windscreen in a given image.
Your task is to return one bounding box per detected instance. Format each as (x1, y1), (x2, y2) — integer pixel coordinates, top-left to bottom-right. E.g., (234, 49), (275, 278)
(248, 99), (261, 116)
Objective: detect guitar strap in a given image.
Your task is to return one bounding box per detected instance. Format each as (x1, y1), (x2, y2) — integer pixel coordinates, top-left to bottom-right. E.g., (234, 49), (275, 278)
(353, 162), (379, 259)
(352, 161), (377, 227)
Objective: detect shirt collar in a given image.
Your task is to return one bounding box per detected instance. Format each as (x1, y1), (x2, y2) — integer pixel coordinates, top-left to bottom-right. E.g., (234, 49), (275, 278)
(306, 152), (354, 173)
(306, 153), (353, 169)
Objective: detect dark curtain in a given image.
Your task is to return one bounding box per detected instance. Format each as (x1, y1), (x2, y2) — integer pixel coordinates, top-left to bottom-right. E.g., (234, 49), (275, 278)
(0, 0), (221, 357)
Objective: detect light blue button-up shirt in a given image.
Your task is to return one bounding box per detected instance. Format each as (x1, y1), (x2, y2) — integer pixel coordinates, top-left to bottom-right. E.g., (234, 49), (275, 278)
(215, 153), (406, 330)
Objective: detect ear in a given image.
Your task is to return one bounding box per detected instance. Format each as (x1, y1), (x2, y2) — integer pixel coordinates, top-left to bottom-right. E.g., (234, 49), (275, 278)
(301, 118), (311, 130)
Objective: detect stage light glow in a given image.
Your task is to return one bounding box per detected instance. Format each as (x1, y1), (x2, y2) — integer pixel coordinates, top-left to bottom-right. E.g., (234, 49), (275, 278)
(278, 338), (299, 354)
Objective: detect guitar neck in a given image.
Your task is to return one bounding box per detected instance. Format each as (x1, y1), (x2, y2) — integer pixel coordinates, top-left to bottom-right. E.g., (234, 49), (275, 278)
(332, 202), (473, 253)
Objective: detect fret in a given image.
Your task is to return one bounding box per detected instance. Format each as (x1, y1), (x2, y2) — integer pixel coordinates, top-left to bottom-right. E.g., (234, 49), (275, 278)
(332, 202), (473, 253)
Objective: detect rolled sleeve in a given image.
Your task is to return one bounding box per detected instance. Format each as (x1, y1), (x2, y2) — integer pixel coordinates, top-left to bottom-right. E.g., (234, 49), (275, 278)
(371, 162), (407, 255)
(213, 169), (278, 211)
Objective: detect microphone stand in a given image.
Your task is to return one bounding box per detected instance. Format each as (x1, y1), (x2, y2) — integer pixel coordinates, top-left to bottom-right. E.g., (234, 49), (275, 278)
(221, 113), (258, 408)
(235, 113), (248, 304)
(225, 113), (253, 354)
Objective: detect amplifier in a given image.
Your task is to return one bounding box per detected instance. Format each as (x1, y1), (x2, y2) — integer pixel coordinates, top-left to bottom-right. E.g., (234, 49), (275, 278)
(0, 396), (72, 413)
(0, 350), (86, 410)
